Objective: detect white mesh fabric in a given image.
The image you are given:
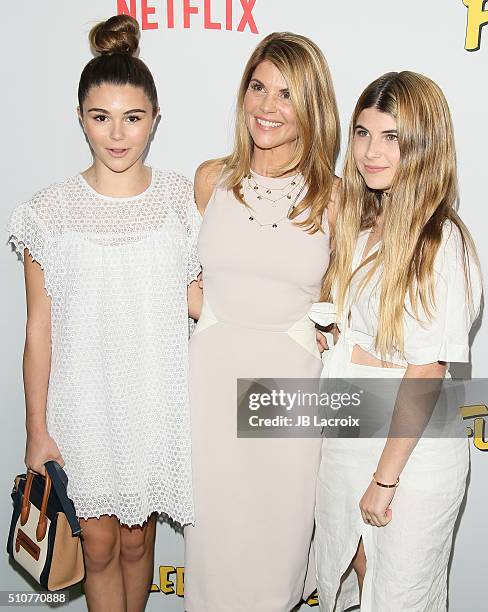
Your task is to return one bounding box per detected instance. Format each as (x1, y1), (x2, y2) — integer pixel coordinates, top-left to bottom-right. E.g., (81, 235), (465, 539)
(8, 169), (201, 526)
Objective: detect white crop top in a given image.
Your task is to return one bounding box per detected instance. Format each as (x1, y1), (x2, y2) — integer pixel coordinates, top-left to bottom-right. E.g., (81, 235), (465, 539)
(311, 221), (482, 366)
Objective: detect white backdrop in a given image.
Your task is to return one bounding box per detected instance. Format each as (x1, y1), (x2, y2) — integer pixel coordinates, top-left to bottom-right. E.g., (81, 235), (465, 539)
(1, 2), (487, 611)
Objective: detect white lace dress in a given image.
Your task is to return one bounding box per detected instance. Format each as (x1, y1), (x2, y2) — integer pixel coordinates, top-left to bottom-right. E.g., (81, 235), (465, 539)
(8, 169), (201, 527)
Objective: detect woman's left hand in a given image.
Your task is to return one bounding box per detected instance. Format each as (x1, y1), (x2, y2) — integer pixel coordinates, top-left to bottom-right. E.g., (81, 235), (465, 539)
(316, 330), (329, 353)
(359, 479), (396, 527)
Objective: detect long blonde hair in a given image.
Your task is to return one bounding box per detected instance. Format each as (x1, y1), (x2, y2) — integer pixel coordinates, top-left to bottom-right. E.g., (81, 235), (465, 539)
(223, 32), (340, 233)
(321, 71), (479, 358)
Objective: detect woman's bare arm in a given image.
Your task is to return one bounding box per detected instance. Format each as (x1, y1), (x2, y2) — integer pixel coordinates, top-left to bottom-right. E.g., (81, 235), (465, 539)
(359, 361), (446, 527)
(23, 252), (64, 474)
(374, 361), (447, 482)
(187, 160), (225, 320)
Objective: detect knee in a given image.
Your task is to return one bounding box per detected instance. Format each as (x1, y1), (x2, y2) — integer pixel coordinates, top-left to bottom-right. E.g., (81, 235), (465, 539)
(82, 525), (120, 573)
(120, 526), (154, 565)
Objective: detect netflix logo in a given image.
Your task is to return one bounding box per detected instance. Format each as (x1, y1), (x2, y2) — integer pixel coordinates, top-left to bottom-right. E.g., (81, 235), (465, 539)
(117, 0), (259, 33)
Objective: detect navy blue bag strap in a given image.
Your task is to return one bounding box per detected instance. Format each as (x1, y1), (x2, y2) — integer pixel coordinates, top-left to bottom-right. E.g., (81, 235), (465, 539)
(44, 461), (81, 537)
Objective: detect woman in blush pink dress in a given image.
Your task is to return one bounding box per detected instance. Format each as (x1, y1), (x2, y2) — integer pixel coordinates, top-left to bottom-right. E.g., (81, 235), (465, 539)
(184, 33), (340, 612)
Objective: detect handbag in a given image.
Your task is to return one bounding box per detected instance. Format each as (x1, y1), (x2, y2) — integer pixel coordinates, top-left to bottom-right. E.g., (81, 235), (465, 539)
(7, 460), (85, 591)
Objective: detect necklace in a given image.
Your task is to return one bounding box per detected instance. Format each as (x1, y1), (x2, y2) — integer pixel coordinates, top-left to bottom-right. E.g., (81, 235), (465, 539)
(245, 172), (303, 205)
(239, 179), (306, 230)
(245, 171), (303, 206)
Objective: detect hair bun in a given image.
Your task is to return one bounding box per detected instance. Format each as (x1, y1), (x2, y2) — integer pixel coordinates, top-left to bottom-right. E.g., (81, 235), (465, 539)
(89, 15), (140, 56)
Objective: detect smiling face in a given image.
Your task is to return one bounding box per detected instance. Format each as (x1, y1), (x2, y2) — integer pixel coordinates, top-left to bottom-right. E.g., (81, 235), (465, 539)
(352, 107), (400, 191)
(243, 60), (298, 157)
(78, 83), (157, 173)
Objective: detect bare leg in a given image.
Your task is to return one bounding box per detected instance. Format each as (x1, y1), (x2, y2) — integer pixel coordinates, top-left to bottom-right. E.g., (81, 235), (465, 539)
(120, 514), (157, 612)
(351, 538), (367, 599)
(80, 516), (125, 612)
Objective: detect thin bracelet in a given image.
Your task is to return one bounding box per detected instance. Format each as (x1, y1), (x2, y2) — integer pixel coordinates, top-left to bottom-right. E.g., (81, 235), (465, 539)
(372, 472), (400, 488)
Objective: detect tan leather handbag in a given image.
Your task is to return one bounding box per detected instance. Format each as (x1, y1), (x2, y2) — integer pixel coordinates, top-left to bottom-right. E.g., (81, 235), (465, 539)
(7, 461), (85, 591)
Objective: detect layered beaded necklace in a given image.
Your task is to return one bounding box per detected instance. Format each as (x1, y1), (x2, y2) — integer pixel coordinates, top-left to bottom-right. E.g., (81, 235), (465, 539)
(239, 171), (305, 230)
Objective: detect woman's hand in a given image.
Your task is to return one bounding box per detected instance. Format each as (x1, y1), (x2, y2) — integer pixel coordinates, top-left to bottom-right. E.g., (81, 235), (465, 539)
(188, 275), (203, 320)
(316, 330), (329, 353)
(316, 324), (341, 354)
(359, 479), (396, 527)
(25, 430), (64, 476)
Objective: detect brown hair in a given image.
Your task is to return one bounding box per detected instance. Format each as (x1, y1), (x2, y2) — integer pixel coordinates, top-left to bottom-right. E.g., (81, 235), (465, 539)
(78, 15), (158, 116)
(321, 71), (480, 359)
(223, 32), (340, 234)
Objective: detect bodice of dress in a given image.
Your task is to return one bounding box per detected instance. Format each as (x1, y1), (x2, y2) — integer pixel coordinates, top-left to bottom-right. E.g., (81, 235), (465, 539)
(198, 171), (330, 331)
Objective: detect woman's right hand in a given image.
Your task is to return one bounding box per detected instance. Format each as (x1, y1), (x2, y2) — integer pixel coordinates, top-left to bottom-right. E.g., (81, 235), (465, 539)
(25, 431), (64, 475)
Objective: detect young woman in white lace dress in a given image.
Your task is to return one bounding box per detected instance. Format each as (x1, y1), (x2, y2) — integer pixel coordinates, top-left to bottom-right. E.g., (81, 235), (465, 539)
(7, 16), (201, 612)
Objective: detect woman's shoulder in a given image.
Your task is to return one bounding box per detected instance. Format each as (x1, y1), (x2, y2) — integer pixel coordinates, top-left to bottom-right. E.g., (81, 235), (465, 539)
(435, 219), (482, 298)
(195, 159), (225, 184)
(194, 159), (225, 213)
(14, 176), (79, 219)
(154, 168), (192, 190)
(437, 219), (474, 264)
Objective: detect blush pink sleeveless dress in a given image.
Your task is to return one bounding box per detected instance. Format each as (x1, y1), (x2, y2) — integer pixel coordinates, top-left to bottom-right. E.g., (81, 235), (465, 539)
(184, 172), (330, 612)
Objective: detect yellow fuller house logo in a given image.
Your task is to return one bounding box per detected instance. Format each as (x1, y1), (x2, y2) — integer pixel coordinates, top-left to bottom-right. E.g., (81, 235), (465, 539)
(463, 0), (488, 50)
(462, 404), (488, 450)
(151, 566), (184, 597)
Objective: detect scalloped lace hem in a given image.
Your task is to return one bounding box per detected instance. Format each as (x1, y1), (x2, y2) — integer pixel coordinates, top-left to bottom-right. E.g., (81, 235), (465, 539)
(74, 505), (195, 528)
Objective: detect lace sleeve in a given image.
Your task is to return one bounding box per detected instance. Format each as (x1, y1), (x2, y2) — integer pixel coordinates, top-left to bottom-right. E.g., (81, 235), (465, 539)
(7, 203), (55, 296)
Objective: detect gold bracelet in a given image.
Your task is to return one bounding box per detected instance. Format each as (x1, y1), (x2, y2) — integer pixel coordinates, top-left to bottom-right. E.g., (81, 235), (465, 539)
(372, 472), (399, 488)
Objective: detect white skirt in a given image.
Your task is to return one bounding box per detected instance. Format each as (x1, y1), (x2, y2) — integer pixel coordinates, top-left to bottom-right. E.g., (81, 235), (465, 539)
(315, 336), (469, 612)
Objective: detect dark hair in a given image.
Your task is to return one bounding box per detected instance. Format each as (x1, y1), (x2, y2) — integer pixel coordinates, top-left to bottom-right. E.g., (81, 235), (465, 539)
(78, 15), (158, 116)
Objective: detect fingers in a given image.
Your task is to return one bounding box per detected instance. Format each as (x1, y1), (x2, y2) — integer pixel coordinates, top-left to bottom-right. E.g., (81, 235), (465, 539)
(26, 453), (65, 475)
(361, 507), (392, 527)
(316, 331), (329, 353)
(27, 463), (46, 476)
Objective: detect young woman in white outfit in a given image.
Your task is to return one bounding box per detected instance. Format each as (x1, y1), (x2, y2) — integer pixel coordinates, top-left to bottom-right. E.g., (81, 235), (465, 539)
(310, 71), (482, 611)
(7, 15), (201, 612)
